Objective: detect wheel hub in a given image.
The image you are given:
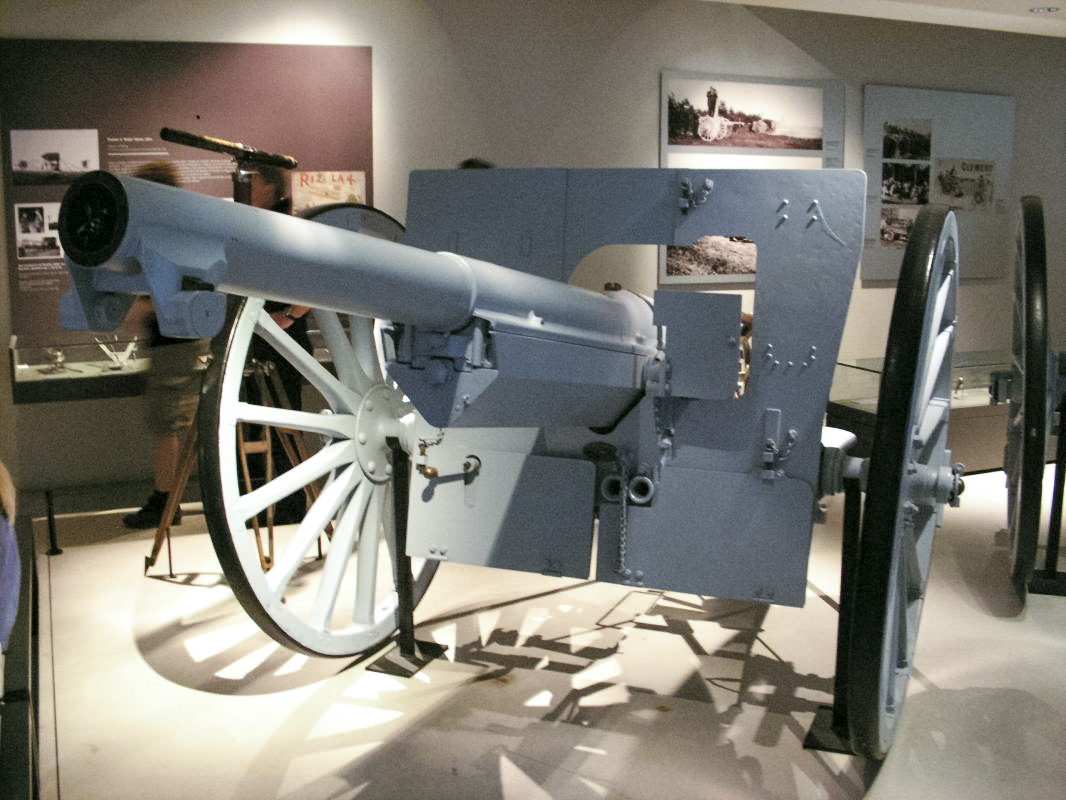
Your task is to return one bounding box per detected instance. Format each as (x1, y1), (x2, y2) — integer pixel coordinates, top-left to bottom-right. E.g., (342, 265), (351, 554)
(909, 460), (965, 508)
(354, 383), (410, 483)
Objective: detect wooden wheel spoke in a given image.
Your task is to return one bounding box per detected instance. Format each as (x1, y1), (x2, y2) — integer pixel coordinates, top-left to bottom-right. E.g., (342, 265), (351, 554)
(902, 520), (925, 601)
(353, 485), (386, 626)
(892, 563), (910, 670)
(233, 440), (355, 522)
(914, 398), (949, 458)
(307, 479), (372, 630)
(254, 310), (362, 413)
(267, 464), (361, 595)
(914, 328), (953, 423)
(351, 315), (386, 386)
(315, 310), (376, 396)
(229, 402), (353, 440)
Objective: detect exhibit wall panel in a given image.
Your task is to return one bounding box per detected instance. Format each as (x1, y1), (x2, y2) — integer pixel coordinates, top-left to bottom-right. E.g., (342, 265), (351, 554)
(748, 6), (1066, 364)
(1, 39), (373, 347)
(1, 0), (1063, 488)
(0, 37), (374, 489)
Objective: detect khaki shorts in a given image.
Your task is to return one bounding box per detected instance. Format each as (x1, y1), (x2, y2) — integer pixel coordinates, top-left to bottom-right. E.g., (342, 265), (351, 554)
(145, 340), (207, 436)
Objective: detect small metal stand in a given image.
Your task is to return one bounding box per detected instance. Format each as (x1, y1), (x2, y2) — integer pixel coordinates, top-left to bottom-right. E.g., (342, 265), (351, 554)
(368, 437), (446, 677)
(1029, 400), (1066, 596)
(143, 423), (197, 578)
(44, 489), (63, 555)
(803, 477), (862, 755)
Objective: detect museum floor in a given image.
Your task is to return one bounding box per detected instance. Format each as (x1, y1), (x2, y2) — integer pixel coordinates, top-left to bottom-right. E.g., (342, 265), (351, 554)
(32, 468), (1066, 800)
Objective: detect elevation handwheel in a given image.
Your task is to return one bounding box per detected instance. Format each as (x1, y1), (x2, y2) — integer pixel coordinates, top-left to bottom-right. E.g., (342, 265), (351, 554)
(846, 205), (963, 760)
(198, 204), (437, 658)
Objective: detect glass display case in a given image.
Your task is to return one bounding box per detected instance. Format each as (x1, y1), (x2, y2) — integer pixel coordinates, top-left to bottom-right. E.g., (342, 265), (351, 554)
(827, 350), (1011, 473)
(10, 335), (150, 404)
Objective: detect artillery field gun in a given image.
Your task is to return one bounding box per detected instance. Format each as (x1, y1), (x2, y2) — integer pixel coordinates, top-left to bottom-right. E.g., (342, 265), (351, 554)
(57, 165), (962, 760)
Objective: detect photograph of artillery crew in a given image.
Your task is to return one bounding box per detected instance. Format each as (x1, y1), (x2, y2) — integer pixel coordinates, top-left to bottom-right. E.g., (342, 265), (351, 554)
(665, 76), (825, 150)
(882, 119), (932, 160)
(880, 161), (930, 205)
(879, 119), (932, 206)
(878, 119), (932, 249)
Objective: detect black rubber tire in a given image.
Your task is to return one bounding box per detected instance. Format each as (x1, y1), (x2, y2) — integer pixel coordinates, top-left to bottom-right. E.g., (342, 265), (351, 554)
(846, 205), (961, 760)
(1004, 196), (1049, 598)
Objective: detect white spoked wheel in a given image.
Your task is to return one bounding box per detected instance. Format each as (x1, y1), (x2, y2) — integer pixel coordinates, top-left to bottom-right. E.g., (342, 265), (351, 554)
(1004, 196), (1050, 598)
(198, 204), (437, 658)
(845, 205), (963, 760)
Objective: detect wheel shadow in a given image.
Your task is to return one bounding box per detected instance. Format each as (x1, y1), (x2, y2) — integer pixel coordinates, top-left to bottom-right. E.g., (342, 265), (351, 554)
(132, 567), (352, 695)
(224, 583), (868, 799)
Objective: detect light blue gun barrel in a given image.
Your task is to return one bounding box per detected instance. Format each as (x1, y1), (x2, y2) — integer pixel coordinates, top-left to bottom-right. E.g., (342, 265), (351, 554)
(58, 171), (657, 428)
(57, 170), (653, 350)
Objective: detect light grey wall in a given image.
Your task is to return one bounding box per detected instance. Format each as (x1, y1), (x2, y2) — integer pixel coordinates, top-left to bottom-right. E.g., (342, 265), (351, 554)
(2, 0), (1062, 489)
(751, 5), (1066, 365)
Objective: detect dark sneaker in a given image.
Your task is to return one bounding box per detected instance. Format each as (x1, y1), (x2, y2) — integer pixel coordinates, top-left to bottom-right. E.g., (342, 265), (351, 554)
(122, 490), (181, 529)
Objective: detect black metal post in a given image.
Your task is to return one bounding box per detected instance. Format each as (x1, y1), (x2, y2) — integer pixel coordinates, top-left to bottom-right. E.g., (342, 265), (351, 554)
(1029, 400), (1066, 595)
(804, 477), (862, 754)
(367, 438), (445, 677)
(44, 489), (62, 555)
(390, 437), (417, 658)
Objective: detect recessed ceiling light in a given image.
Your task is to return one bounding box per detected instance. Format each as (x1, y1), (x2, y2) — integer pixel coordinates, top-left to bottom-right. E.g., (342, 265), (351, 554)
(1029, 6), (1061, 12)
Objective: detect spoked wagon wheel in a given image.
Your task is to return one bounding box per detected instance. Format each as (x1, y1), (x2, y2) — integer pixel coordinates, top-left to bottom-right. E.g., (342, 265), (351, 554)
(1004, 196), (1050, 597)
(199, 204), (437, 658)
(846, 205), (963, 760)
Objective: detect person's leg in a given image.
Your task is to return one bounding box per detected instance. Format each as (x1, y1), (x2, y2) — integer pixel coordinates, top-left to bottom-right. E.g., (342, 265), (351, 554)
(153, 433), (180, 493)
(124, 342), (203, 529)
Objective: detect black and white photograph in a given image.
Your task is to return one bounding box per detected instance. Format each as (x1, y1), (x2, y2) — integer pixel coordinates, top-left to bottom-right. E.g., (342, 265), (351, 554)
(882, 119), (932, 160)
(664, 235), (757, 281)
(880, 161), (930, 205)
(878, 204), (919, 251)
(14, 202), (62, 259)
(933, 157), (996, 210)
(9, 128), (99, 185)
(664, 74), (826, 152)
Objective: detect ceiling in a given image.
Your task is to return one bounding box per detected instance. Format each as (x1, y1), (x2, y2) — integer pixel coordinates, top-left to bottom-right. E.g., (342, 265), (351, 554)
(708, 0), (1066, 36)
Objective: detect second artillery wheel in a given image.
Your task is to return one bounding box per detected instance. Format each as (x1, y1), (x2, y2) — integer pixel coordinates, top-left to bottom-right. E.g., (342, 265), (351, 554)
(198, 204), (437, 658)
(845, 205), (963, 760)
(1004, 196), (1050, 597)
